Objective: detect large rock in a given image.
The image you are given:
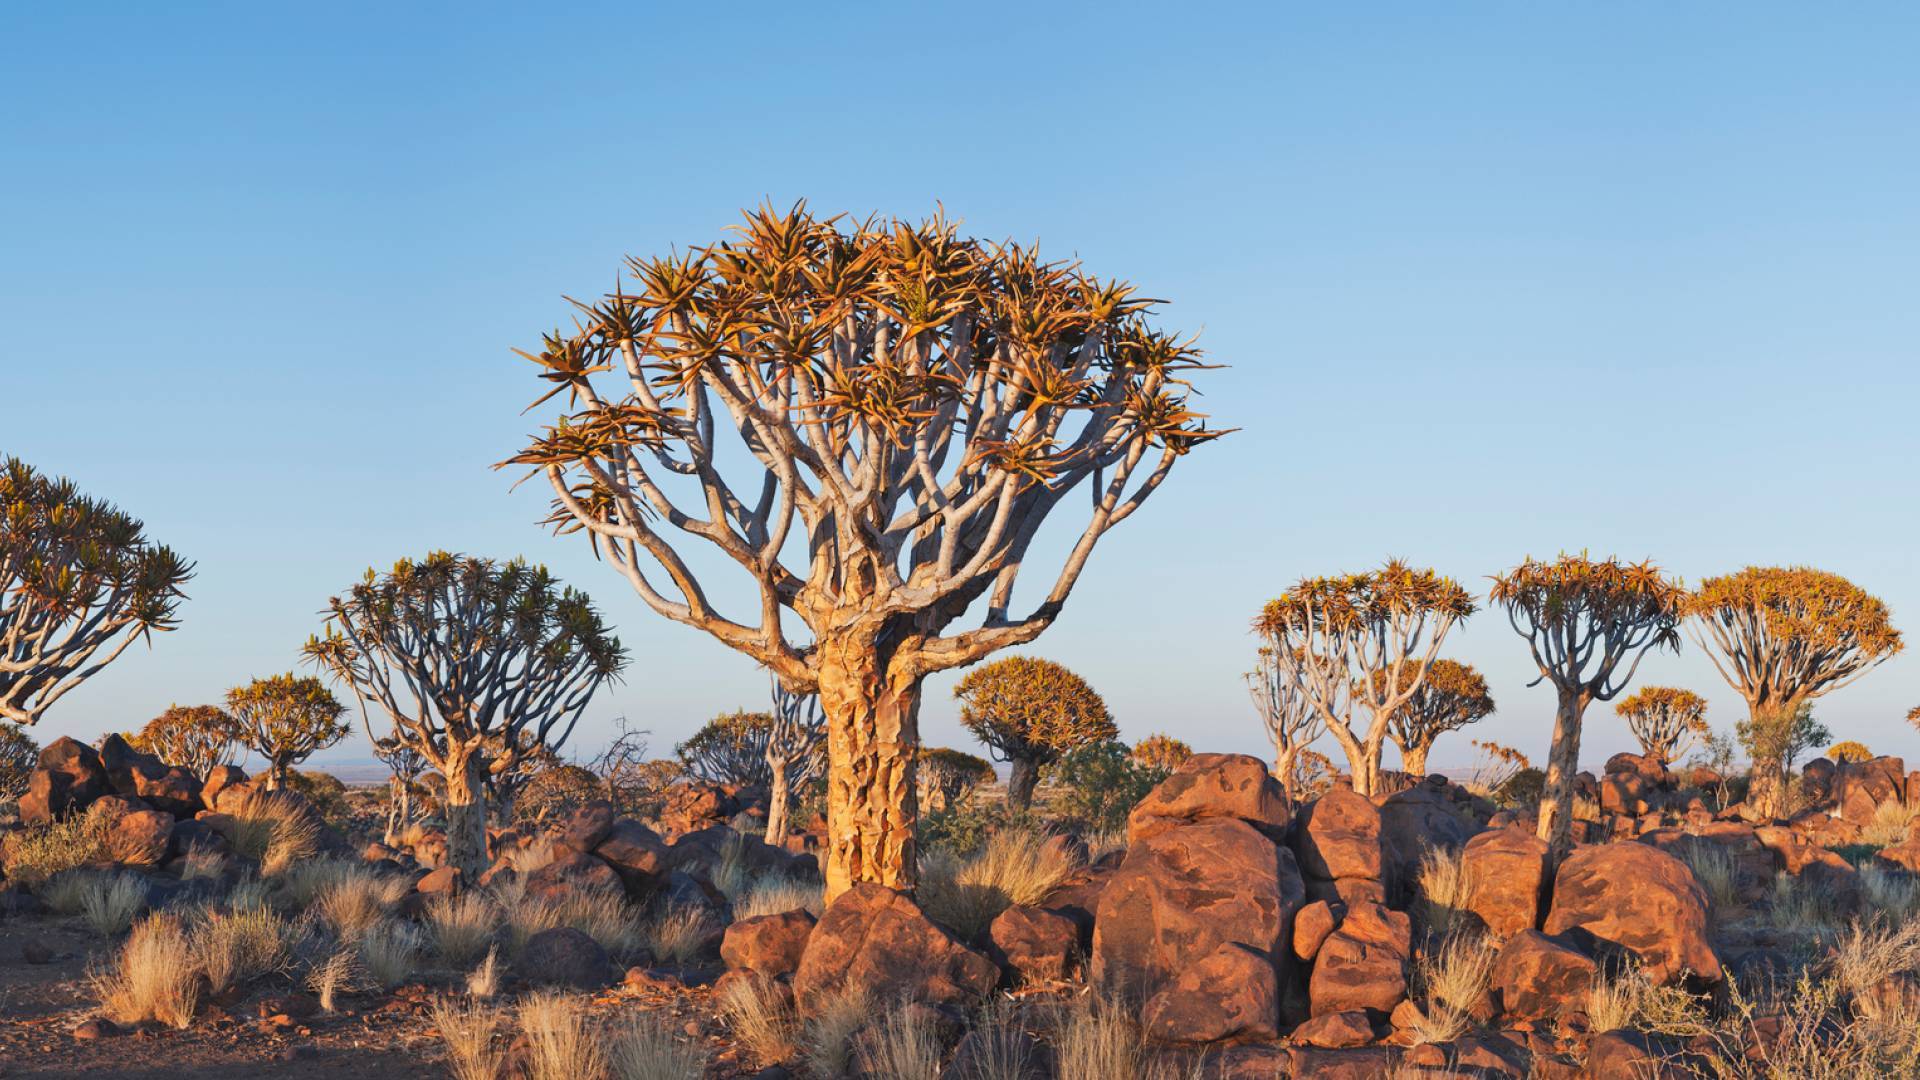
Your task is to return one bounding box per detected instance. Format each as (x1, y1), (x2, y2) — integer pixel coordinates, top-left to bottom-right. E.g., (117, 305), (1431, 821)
(560, 799), (618, 851)
(792, 884), (997, 1016)
(1489, 930), (1596, 1021)
(1292, 786), (1383, 889)
(1127, 753), (1290, 843)
(1092, 817), (1303, 999)
(1141, 942), (1280, 1043)
(721, 910), (816, 977)
(98, 734), (200, 816)
(19, 737), (110, 824)
(108, 809), (176, 867)
(1461, 826), (1549, 938)
(1835, 757), (1905, 825)
(988, 905), (1080, 985)
(1543, 843), (1720, 985)
(515, 927), (613, 989)
(593, 819), (671, 895)
(1308, 900), (1411, 1016)
(1377, 782), (1477, 889)
(523, 846), (623, 902)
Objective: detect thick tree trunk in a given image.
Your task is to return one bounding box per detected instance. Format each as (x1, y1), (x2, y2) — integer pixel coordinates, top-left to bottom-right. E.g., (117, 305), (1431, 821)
(264, 758), (288, 791)
(1274, 742), (1299, 803)
(1006, 756), (1040, 813)
(764, 759), (792, 845)
(817, 643), (922, 902)
(1401, 742), (1431, 778)
(1536, 688), (1586, 867)
(442, 748), (490, 878)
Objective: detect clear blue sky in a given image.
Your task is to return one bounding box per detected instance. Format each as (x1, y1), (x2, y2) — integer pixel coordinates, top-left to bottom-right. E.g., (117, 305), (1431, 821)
(4, 4), (1916, 775)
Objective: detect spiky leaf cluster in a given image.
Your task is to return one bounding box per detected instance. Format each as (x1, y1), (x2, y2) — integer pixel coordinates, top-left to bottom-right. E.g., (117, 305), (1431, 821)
(1489, 553), (1684, 701)
(1131, 733), (1193, 773)
(954, 656), (1116, 767)
(1686, 566), (1902, 713)
(677, 710), (775, 787)
(132, 704), (243, 778)
(1612, 686), (1710, 766)
(226, 673), (349, 772)
(0, 458), (193, 725)
(0, 721), (37, 799)
(1376, 658), (1495, 755)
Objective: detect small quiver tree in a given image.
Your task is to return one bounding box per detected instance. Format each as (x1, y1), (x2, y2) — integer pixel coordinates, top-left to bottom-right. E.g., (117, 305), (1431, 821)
(676, 710), (774, 787)
(1247, 645), (1327, 801)
(0, 458), (193, 726)
(1612, 687), (1709, 769)
(0, 722), (37, 802)
(954, 656), (1116, 813)
(500, 205), (1225, 898)
(918, 747), (995, 813)
(1131, 733), (1193, 773)
(370, 734), (428, 845)
(304, 552), (627, 877)
(132, 704), (242, 779)
(1255, 561), (1476, 796)
(1828, 740), (1873, 765)
(1490, 554), (1682, 863)
(1686, 567), (1902, 820)
(1378, 658), (1494, 777)
(764, 681), (826, 845)
(226, 674), (349, 790)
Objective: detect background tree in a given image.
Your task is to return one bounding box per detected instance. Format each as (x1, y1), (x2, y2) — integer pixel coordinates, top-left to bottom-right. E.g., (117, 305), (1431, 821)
(370, 734), (428, 845)
(1828, 740), (1873, 765)
(677, 710), (774, 787)
(1247, 645), (1327, 800)
(1612, 686), (1710, 768)
(1131, 733), (1192, 773)
(131, 704), (242, 778)
(304, 552), (626, 877)
(1378, 658), (1494, 776)
(1737, 702), (1829, 810)
(589, 716), (666, 817)
(1686, 567), (1902, 819)
(764, 681), (827, 844)
(955, 656), (1116, 813)
(1289, 748), (1335, 802)
(226, 674), (349, 790)
(1490, 554), (1682, 861)
(1256, 561), (1476, 796)
(0, 458), (193, 726)
(0, 721), (37, 801)
(501, 205), (1223, 897)
(918, 747), (995, 813)
(1050, 740), (1167, 832)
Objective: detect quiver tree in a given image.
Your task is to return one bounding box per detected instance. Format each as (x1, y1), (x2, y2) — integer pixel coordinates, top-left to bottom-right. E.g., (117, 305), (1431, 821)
(1378, 658), (1494, 777)
(1490, 554), (1682, 861)
(1255, 561), (1476, 796)
(0, 722), (36, 800)
(370, 734), (428, 845)
(0, 458), (193, 726)
(1131, 733), (1193, 773)
(1612, 687), (1709, 768)
(1686, 567), (1902, 819)
(131, 704), (242, 779)
(1828, 740), (1872, 765)
(226, 674), (349, 790)
(501, 204), (1224, 897)
(677, 710), (774, 787)
(589, 716), (666, 816)
(918, 747), (995, 813)
(303, 552), (627, 877)
(1247, 645), (1328, 800)
(955, 656), (1116, 813)
(764, 681), (827, 844)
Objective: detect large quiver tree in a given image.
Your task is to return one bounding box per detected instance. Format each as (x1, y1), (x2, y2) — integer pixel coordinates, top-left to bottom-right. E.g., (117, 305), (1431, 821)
(954, 656), (1116, 813)
(1612, 686), (1709, 768)
(304, 552), (627, 876)
(1490, 554), (1682, 862)
(0, 458), (193, 726)
(1379, 658), (1494, 776)
(501, 204), (1225, 898)
(1686, 567), (1901, 818)
(1255, 561), (1476, 796)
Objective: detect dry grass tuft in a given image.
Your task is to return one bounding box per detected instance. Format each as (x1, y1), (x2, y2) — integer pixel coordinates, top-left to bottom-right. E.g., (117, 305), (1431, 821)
(466, 946), (501, 1000)
(1860, 865), (1920, 924)
(1, 804), (115, 886)
(946, 1008), (1050, 1080)
(518, 992), (608, 1080)
(857, 1003), (943, 1079)
(179, 846), (227, 881)
(803, 985), (871, 1080)
(312, 865), (411, 938)
(1586, 966), (1711, 1037)
(430, 996), (505, 1080)
(1409, 932), (1496, 1043)
(426, 892), (499, 966)
(1415, 846), (1477, 940)
(608, 1013), (712, 1080)
(192, 902), (293, 995)
(93, 914), (201, 1029)
(307, 947), (359, 1012)
(80, 872), (149, 936)
(1860, 801), (1920, 849)
(731, 876), (824, 920)
(1767, 871), (1841, 934)
(718, 974), (800, 1065)
(920, 828), (1079, 941)
(1827, 919), (1920, 1006)
(357, 919), (422, 988)
(503, 885), (644, 959)
(711, 832), (751, 900)
(642, 904), (717, 965)
(1674, 841), (1741, 916)
(220, 791), (321, 875)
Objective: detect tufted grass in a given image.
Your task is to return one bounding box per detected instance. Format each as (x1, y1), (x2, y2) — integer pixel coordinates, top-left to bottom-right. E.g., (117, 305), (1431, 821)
(92, 913), (201, 1029)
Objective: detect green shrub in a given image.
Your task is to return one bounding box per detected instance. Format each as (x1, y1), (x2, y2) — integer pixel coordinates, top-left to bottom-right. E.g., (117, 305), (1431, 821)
(0, 802), (117, 886)
(1050, 741), (1167, 832)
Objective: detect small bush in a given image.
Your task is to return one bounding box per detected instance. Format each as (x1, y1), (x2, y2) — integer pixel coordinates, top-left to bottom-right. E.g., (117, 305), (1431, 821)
(78, 872), (149, 936)
(719, 973), (800, 1065)
(93, 914), (201, 1029)
(431, 997), (505, 1080)
(192, 902), (293, 995)
(856, 1004), (942, 1079)
(518, 992), (607, 1080)
(1049, 741), (1168, 833)
(1827, 919), (1920, 1006)
(641, 904), (716, 965)
(609, 1013), (711, 1080)
(2, 804), (115, 886)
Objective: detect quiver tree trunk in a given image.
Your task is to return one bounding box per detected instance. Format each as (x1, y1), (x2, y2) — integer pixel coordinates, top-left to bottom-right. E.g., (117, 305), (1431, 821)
(1536, 688), (1586, 866)
(817, 643), (922, 902)
(1328, 728), (1385, 797)
(1273, 742), (1300, 802)
(1400, 742), (1431, 778)
(764, 760), (792, 846)
(1006, 756), (1041, 813)
(442, 746), (490, 878)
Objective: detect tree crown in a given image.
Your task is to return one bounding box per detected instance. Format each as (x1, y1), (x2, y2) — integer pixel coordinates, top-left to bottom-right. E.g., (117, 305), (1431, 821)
(226, 673), (349, 762)
(500, 203), (1226, 685)
(1131, 733), (1193, 772)
(1685, 566), (1901, 708)
(677, 709), (775, 786)
(1827, 739), (1873, 764)
(919, 746), (996, 786)
(133, 704), (243, 775)
(1489, 553), (1683, 698)
(0, 458), (193, 724)
(1375, 657), (1494, 749)
(954, 656), (1116, 763)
